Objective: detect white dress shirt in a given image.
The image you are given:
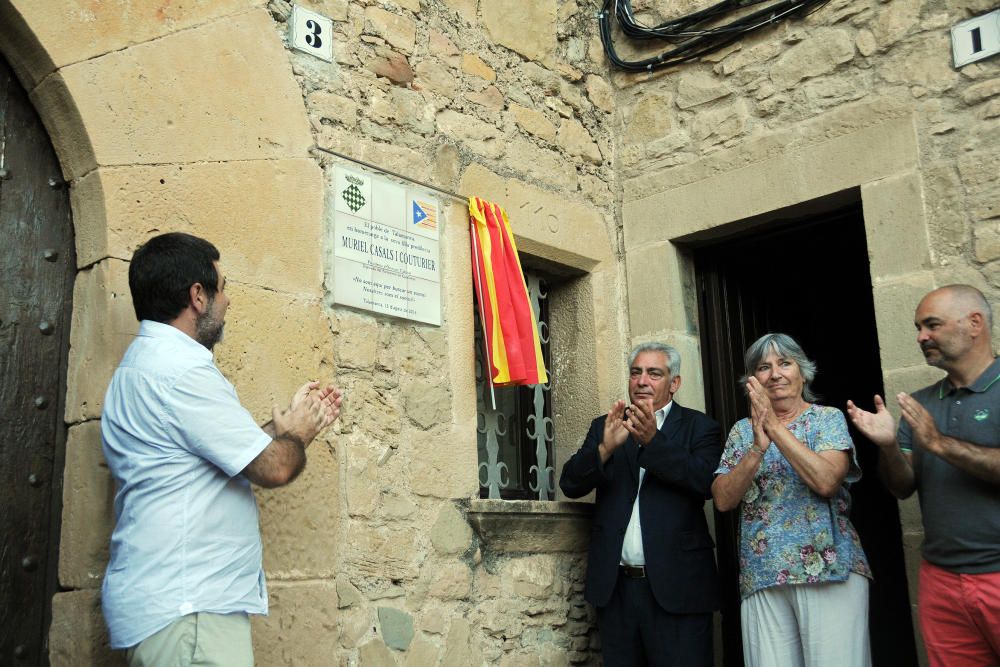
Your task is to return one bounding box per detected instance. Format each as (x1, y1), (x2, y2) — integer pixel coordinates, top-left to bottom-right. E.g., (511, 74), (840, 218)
(620, 401), (672, 566)
(101, 320), (273, 648)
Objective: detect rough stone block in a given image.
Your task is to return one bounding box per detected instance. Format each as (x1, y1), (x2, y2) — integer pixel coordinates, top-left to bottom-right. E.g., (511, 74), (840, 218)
(49, 590), (122, 666)
(337, 575), (364, 609)
(429, 563), (473, 600)
(860, 172), (931, 280)
(505, 138), (578, 191)
(59, 421), (114, 590)
(415, 59), (459, 97)
(481, 0), (556, 63)
(401, 379), (452, 429)
(466, 85), (505, 112)
(344, 524), (424, 580)
(557, 119), (602, 164)
(64, 259), (138, 424)
(365, 6), (416, 53)
(306, 90), (364, 127)
(378, 606), (415, 650)
(585, 75), (614, 114)
(716, 41), (782, 76)
(32, 9), (311, 179)
(462, 53), (496, 81)
(407, 429), (478, 499)
(770, 28), (854, 90)
(676, 71), (732, 109)
(872, 0), (921, 48)
(871, 275), (937, 371)
(73, 160), (324, 297)
(360, 638), (398, 665)
(436, 109), (503, 158)
(879, 34), (959, 93)
(442, 617), (481, 666)
(974, 222), (1000, 263)
(692, 99), (749, 146)
(623, 93), (674, 145)
(252, 581), (340, 665)
(511, 104), (557, 142)
(962, 78), (1000, 106)
(340, 607), (376, 648)
(441, 0), (478, 23)
(404, 633), (443, 666)
(503, 555), (556, 599)
(345, 457), (380, 518)
(430, 503), (473, 555)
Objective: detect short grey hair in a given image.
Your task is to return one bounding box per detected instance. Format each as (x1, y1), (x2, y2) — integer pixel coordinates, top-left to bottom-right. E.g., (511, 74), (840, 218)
(739, 333), (818, 402)
(628, 342), (681, 377)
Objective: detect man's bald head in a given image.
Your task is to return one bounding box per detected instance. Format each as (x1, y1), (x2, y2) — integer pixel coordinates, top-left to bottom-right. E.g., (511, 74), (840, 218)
(922, 285), (993, 330)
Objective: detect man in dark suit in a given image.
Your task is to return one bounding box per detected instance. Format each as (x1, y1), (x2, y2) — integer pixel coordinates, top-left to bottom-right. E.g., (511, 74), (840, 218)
(560, 342), (722, 666)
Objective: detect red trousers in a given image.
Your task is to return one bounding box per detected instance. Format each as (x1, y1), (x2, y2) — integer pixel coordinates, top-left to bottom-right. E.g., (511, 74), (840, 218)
(920, 560), (1000, 667)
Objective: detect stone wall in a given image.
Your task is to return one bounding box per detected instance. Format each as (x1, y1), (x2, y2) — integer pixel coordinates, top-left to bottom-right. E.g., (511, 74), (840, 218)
(2, 0), (624, 665)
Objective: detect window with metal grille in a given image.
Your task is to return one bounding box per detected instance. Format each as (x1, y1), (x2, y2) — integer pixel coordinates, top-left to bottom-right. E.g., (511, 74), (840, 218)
(475, 271), (554, 500)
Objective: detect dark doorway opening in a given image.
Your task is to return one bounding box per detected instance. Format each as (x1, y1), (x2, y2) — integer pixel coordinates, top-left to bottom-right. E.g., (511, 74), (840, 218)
(1, 55), (75, 665)
(690, 196), (918, 666)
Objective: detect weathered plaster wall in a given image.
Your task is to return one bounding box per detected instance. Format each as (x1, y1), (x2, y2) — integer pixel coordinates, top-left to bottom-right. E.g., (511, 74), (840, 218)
(616, 0), (999, 661)
(1, 0), (625, 665)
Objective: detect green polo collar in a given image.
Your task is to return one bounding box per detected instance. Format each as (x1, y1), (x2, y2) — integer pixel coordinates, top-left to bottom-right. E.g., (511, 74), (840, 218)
(937, 357), (1000, 398)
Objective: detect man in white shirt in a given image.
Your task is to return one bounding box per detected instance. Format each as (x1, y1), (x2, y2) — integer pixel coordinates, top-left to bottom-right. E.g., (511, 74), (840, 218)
(101, 232), (342, 666)
(560, 343), (722, 666)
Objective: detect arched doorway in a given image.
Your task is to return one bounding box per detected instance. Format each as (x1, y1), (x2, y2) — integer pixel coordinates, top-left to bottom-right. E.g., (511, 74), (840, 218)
(0, 54), (75, 665)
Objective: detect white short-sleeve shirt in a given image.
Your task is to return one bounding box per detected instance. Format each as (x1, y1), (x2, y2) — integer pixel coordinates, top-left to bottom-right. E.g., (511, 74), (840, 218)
(100, 320), (273, 649)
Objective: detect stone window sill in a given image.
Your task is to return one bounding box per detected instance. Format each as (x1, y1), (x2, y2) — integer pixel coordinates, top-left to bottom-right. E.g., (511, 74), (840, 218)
(467, 498), (593, 554)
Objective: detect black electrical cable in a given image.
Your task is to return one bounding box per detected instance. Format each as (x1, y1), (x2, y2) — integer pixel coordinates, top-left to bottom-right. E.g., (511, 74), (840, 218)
(599, 0), (831, 71)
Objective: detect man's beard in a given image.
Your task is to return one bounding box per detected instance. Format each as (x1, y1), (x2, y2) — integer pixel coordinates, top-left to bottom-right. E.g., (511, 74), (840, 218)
(195, 309), (225, 350)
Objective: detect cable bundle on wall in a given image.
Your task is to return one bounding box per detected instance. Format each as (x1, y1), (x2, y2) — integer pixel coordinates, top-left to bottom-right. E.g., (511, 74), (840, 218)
(598, 0), (831, 71)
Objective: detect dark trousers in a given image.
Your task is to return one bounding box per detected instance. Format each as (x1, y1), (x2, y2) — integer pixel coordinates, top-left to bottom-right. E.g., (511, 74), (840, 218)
(597, 569), (713, 667)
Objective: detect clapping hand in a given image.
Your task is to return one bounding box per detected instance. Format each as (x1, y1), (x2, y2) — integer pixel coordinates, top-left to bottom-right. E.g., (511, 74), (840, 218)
(624, 398), (657, 445)
(898, 393), (943, 455)
(845, 395), (896, 448)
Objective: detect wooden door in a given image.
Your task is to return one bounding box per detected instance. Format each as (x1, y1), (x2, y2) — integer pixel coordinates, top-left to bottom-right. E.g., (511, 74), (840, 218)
(0, 55), (75, 665)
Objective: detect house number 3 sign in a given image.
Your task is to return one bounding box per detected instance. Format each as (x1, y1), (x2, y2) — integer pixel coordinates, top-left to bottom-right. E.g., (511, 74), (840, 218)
(290, 5), (333, 62)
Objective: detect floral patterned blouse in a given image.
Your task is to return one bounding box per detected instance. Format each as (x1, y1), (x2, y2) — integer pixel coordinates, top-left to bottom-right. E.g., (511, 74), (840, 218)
(715, 404), (872, 600)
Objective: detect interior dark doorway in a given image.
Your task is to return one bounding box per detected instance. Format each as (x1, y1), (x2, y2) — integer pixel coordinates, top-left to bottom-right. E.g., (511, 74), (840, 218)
(691, 197), (918, 666)
(0, 55), (75, 665)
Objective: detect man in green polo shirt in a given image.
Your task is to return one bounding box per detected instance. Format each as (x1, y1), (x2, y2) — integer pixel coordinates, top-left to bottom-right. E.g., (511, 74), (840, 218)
(847, 284), (1000, 667)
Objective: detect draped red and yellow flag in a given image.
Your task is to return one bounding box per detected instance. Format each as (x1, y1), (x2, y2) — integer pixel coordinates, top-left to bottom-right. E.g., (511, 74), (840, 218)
(469, 196), (548, 388)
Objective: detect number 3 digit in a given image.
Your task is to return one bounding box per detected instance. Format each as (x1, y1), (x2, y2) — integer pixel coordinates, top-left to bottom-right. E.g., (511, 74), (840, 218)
(305, 19), (323, 48)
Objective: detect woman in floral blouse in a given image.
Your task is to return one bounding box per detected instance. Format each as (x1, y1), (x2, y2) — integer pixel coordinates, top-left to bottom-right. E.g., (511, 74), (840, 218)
(712, 333), (871, 667)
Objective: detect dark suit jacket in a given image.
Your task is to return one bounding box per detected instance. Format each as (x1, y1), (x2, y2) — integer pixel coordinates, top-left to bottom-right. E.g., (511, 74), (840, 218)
(559, 402), (722, 613)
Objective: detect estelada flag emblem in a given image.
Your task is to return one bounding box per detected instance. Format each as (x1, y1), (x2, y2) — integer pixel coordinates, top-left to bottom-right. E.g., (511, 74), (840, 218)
(412, 199), (437, 232)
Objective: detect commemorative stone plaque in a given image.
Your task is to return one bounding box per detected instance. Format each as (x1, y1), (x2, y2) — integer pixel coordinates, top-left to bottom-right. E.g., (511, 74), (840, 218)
(332, 166), (442, 325)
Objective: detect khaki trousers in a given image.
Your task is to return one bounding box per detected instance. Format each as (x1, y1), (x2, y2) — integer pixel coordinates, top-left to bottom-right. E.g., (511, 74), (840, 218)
(126, 612), (253, 667)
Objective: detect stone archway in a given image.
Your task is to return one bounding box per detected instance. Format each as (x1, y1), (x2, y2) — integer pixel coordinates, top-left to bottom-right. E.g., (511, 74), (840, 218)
(0, 3), (323, 663)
